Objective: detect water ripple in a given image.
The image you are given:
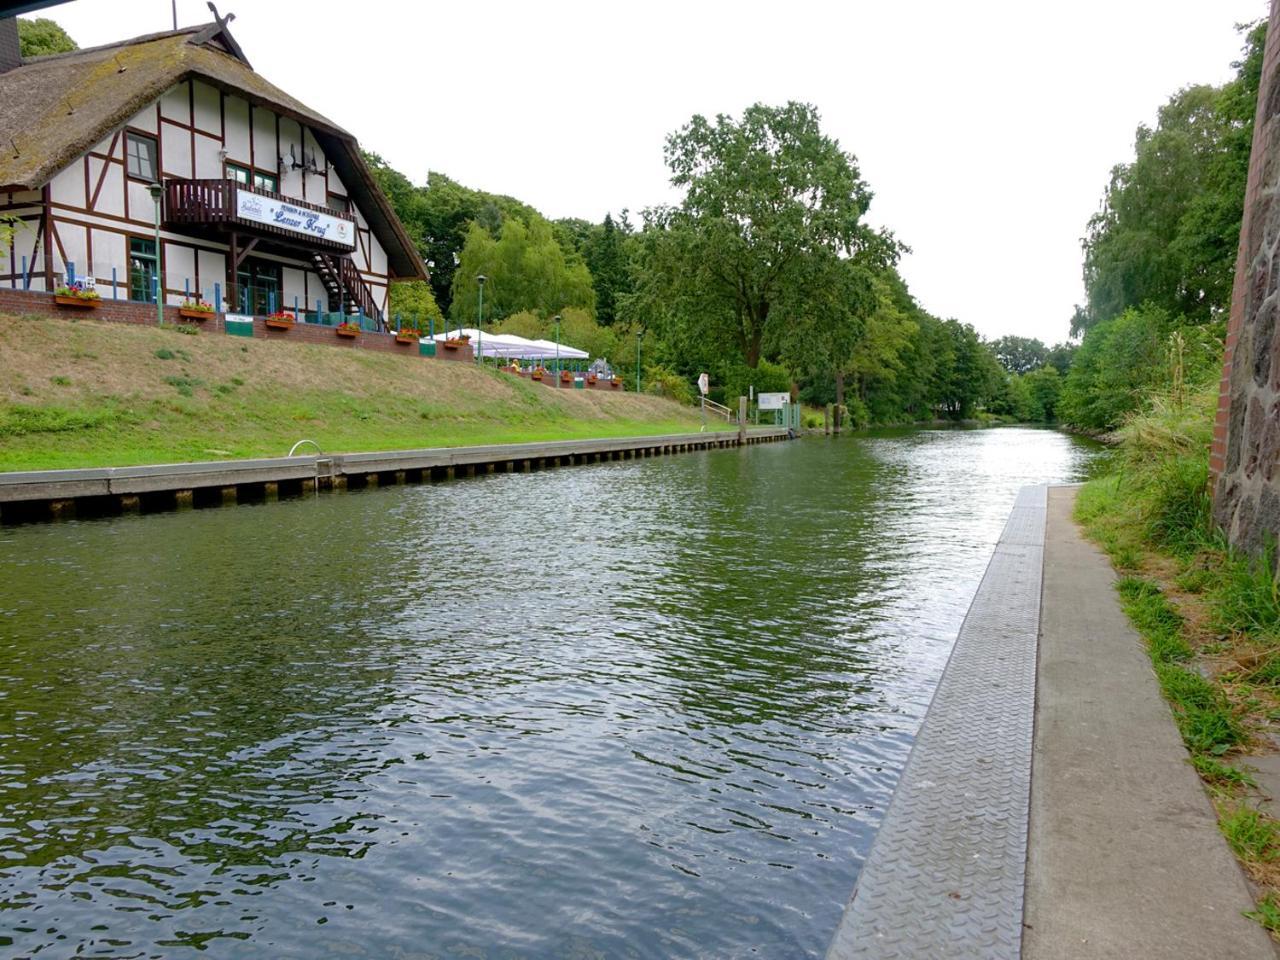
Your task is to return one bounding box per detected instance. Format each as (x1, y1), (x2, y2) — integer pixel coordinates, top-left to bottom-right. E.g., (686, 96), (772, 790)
(0, 427), (1106, 958)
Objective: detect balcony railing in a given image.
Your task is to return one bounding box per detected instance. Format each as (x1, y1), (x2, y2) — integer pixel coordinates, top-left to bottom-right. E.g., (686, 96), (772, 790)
(163, 179), (357, 253)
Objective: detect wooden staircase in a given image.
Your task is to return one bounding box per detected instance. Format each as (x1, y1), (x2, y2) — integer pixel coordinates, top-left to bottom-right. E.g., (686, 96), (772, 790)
(311, 253), (382, 327)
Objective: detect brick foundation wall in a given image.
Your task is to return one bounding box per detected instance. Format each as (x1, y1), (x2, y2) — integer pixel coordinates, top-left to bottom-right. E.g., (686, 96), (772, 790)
(1211, 0), (1280, 554)
(0, 287), (474, 363)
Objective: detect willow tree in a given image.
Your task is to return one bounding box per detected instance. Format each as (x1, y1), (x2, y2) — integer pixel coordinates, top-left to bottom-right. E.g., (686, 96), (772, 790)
(633, 101), (894, 372)
(450, 217), (595, 323)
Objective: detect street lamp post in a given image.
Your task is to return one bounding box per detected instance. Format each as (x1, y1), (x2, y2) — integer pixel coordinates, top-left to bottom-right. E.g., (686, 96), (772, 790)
(554, 314), (562, 388)
(476, 274), (487, 365)
(636, 330), (644, 393)
(147, 182), (164, 326)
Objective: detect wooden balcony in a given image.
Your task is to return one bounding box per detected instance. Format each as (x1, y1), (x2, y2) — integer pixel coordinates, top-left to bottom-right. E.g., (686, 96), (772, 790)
(163, 179), (358, 253)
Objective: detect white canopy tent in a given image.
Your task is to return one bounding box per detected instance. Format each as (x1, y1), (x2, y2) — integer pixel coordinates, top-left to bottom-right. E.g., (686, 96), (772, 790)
(431, 329), (589, 361)
(527, 339), (588, 361)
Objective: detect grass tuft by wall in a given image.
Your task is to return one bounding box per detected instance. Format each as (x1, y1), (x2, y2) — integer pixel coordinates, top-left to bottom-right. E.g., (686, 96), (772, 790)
(1076, 382), (1280, 934)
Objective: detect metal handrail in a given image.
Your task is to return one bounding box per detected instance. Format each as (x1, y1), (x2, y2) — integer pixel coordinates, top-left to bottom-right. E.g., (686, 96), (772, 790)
(701, 397), (735, 422)
(288, 439), (323, 457)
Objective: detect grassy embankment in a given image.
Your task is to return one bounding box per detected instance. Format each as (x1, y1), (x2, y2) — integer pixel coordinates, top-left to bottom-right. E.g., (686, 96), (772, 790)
(0, 314), (723, 472)
(1075, 382), (1280, 932)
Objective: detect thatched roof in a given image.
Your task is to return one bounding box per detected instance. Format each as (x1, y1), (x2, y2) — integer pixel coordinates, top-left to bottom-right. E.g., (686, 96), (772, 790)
(0, 20), (426, 280)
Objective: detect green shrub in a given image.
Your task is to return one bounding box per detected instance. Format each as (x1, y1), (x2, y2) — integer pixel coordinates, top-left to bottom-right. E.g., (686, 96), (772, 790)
(644, 364), (694, 405)
(1059, 306), (1172, 430)
(719, 359), (790, 407)
(843, 396), (870, 429)
(154, 347), (176, 360)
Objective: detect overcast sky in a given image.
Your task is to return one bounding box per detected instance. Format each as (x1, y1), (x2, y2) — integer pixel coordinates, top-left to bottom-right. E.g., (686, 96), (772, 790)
(36, 0), (1273, 343)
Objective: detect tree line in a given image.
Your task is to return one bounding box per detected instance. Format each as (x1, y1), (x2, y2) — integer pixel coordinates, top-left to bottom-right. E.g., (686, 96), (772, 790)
(1060, 21), (1264, 431)
(367, 104), (1078, 425)
(19, 13), (1077, 425)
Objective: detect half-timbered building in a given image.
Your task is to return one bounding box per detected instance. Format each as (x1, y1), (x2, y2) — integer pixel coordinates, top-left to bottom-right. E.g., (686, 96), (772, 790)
(0, 13), (424, 324)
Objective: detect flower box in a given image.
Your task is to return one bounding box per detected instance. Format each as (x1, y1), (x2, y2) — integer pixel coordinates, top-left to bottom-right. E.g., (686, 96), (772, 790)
(336, 325), (361, 338)
(54, 294), (99, 309)
(395, 332), (417, 344)
(609, 379), (622, 389)
(442, 338), (464, 351)
(179, 307), (213, 321)
(531, 369), (544, 381)
(560, 370), (573, 383)
(264, 316), (294, 331)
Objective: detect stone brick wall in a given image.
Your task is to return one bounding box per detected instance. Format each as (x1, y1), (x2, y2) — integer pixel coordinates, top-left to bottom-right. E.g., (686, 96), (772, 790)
(0, 287), (474, 363)
(1212, 0), (1280, 554)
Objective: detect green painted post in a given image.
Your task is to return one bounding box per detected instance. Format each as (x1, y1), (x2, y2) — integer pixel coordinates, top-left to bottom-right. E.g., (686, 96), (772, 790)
(476, 274), (486, 365)
(148, 182), (164, 326)
(636, 331), (643, 393)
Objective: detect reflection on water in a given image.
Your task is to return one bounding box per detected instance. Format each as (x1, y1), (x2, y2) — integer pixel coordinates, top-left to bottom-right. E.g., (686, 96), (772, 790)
(0, 427), (1105, 958)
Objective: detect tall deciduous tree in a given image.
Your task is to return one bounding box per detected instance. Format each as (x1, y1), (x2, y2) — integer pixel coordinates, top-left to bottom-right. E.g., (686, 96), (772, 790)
(1075, 21), (1264, 334)
(634, 101), (895, 369)
(450, 218), (595, 323)
(990, 335), (1048, 374)
(17, 18), (77, 58)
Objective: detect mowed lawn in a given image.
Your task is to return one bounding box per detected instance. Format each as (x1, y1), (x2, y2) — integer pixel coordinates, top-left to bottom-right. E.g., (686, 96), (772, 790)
(0, 314), (722, 471)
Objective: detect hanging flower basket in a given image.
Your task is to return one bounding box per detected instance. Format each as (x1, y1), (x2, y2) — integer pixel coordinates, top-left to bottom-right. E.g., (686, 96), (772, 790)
(54, 286), (100, 309)
(264, 312), (295, 331)
(336, 321), (361, 339)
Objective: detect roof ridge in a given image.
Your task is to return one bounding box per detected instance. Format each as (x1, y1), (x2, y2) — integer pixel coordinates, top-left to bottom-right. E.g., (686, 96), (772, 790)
(21, 25), (205, 65)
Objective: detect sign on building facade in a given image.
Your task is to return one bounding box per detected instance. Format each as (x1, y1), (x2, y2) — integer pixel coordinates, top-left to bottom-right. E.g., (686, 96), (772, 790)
(235, 190), (356, 249)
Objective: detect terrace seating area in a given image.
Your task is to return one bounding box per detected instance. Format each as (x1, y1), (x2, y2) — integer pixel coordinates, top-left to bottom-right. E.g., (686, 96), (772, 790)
(430, 327), (620, 387)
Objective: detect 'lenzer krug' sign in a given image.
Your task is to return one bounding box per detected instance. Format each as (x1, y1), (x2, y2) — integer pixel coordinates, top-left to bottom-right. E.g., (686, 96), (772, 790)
(235, 189), (356, 249)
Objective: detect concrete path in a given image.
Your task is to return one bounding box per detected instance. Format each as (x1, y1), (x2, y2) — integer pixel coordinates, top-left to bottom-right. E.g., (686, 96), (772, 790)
(1023, 486), (1275, 959)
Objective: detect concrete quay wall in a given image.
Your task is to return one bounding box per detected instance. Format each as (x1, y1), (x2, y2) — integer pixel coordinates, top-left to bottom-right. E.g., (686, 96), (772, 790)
(0, 428), (790, 522)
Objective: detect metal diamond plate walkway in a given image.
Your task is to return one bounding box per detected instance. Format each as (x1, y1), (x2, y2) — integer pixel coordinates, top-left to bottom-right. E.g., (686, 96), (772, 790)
(826, 485), (1046, 960)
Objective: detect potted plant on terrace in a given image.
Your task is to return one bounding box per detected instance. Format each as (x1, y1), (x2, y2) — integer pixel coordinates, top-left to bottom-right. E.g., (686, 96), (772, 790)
(179, 298), (214, 321)
(264, 311), (295, 331)
(335, 319), (361, 338)
(54, 284), (100, 309)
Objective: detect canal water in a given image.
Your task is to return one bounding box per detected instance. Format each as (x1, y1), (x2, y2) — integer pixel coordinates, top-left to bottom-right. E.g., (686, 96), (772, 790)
(0, 428), (1105, 958)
